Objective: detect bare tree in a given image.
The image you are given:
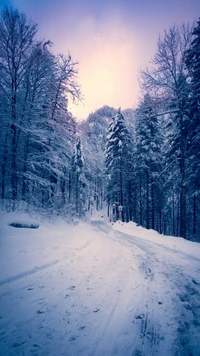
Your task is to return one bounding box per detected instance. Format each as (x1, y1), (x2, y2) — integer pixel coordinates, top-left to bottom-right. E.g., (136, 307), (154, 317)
(140, 24), (192, 105)
(0, 6), (81, 215)
(140, 24), (193, 238)
(0, 6), (38, 204)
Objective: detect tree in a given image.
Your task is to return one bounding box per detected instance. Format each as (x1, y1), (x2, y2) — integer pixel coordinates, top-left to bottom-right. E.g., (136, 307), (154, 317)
(185, 18), (200, 238)
(135, 94), (163, 230)
(79, 105), (117, 212)
(140, 24), (192, 238)
(71, 137), (85, 216)
(105, 109), (133, 221)
(0, 6), (38, 203)
(0, 6), (81, 216)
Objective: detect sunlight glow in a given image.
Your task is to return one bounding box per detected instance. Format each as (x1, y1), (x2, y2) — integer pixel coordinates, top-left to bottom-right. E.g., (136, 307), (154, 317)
(67, 15), (140, 120)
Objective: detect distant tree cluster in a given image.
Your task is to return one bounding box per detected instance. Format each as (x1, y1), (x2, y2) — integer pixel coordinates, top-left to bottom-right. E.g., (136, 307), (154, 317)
(79, 105), (117, 212)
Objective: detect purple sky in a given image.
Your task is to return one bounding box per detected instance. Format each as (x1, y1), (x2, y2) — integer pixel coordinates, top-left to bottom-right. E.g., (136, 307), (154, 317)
(1, 0), (200, 119)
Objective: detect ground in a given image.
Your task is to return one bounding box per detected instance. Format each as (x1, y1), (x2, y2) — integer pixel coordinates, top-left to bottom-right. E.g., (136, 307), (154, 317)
(0, 211), (200, 356)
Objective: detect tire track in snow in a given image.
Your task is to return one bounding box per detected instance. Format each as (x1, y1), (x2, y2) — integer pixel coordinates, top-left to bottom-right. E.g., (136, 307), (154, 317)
(0, 232), (96, 289)
(134, 245), (200, 356)
(0, 260), (59, 287)
(101, 223), (200, 356)
(90, 221), (164, 356)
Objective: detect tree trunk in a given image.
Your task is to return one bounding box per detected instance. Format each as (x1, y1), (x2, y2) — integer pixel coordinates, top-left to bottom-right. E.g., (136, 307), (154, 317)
(179, 114), (187, 239)
(120, 158), (123, 206)
(151, 177), (154, 230)
(76, 173), (79, 214)
(1, 130), (9, 200)
(193, 195), (196, 236)
(11, 123), (18, 202)
(172, 186), (175, 236)
(146, 169), (150, 229)
(139, 173), (142, 226)
(22, 134), (29, 201)
(11, 76), (18, 203)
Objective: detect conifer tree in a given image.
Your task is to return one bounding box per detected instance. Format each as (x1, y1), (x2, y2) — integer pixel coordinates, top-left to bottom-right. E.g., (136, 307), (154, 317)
(105, 109), (133, 221)
(135, 95), (163, 230)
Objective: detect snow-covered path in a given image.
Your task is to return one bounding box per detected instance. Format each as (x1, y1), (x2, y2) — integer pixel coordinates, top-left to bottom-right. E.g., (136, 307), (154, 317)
(0, 214), (200, 356)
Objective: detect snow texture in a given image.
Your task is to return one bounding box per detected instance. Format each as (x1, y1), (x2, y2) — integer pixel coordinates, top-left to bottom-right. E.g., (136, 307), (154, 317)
(0, 211), (200, 356)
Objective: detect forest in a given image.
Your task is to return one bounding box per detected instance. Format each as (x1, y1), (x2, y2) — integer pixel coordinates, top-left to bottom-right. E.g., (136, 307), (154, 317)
(0, 6), (200, 241)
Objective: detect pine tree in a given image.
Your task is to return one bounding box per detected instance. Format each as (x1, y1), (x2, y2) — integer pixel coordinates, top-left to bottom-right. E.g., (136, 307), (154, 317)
(135, 95), (163, 230)
(105, 109), (133, 221)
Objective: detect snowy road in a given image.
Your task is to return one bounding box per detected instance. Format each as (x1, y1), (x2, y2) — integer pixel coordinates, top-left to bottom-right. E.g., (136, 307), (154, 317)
(0, 214), (200, 356)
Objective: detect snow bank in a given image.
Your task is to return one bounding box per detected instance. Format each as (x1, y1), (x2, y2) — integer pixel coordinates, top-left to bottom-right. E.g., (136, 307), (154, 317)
(113, 220), (200, 258)
(0, 211), (92, 284)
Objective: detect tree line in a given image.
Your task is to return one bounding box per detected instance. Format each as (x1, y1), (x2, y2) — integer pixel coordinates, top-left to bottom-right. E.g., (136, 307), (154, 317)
(105, 21), (200, 241)
(0, 6), (85, 217)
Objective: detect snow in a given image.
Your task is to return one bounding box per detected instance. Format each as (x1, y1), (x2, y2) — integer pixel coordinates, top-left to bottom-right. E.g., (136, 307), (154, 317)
(113, 220), (200, 259)
(0, 211), (200, 356)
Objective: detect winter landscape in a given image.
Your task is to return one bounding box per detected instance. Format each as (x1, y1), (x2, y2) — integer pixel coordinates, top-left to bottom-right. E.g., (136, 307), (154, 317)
(0, 0), (200, 355)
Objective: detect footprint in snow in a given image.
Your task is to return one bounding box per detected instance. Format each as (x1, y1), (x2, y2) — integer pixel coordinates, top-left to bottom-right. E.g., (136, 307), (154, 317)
(69, 336), (76, 341)
(134, 350), (143, 356)
(79, 326), (86, 331)
(93, 308), (100, 313)
(192, 279), (200, 286)
(135, 313), (145, 320)
(28, 288), (33, 291)
(70, 286), (75, 290)
(37, 310), (44, 314)
(12, 341), (26, 348)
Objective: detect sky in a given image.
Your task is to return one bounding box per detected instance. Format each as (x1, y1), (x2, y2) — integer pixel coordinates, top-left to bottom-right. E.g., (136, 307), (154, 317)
(0, 0), (200, 120)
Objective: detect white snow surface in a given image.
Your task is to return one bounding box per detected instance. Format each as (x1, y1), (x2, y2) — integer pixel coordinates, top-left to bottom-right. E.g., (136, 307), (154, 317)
(0, 211), (200, 356)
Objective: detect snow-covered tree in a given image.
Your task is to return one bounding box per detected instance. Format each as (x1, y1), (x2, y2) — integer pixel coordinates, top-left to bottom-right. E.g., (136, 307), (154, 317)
(71, 137), (85, 216)
(105, 109), (133, 221)
(80, 105), (117, 212)
(135, 95), (163, 230)
(185, 18), (200, 238)
(140, 24), (192, 238)
(0, 6), (38, 204)
(0, 6), (80, 215)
